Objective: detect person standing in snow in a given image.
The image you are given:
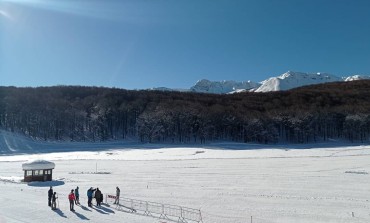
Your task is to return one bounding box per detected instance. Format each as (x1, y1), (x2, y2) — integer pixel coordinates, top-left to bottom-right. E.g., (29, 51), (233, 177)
(48, 186), (53, 206)
(114, 186), (120, 204)
(95, 188), (102, 207)
(100, 192), (104, 204)
(68, 189), (76, 211)
(51, 192), (58, 210)
(74, 186), (80, 205)
(87, 187), (96, 207)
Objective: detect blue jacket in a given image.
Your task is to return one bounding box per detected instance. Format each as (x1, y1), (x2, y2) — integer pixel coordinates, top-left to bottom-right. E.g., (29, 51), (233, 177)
(87, 188), (95, 198)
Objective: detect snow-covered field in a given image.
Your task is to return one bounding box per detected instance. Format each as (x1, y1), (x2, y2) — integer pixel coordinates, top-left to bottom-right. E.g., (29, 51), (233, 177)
(0, 130), (369, 223)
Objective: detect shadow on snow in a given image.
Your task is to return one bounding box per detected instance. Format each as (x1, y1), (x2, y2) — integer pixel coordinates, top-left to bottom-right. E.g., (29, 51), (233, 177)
(79, 205), (92, 212)
(72, 211), (90, 220)
(96, 205), (115, 214)
(27, 180), (65, 187)
(53, 209), (67, 218)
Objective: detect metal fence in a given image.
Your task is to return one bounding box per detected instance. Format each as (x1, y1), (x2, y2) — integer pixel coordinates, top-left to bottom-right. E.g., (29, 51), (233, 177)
(106, 194), (203, 223)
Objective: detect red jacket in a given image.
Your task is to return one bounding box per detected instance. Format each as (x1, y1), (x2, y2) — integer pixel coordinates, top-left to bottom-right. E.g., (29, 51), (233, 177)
(68, 193), (75, 201)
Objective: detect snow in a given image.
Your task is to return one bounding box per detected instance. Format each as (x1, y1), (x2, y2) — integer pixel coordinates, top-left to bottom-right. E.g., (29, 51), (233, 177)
(149, 87), (190, 92)
(150, 71), (370, 94)
(22, 160), (55, 170)
(344, 75), (370, 82)
(254, 71), (343, 92)
(190, 79), (261, 94)
(0, 130), (370, 223)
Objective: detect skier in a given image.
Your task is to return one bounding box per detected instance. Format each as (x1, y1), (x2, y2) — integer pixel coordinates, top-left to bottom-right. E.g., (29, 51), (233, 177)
(74, 186), (80, 205)
(68, 189), (76, 211)
(114, 186), (120, 204)
(51, 192), (58, 210)
(95, 188), (102, 207)
(48, 186), (53, 206)
(87, 187), (96, 207)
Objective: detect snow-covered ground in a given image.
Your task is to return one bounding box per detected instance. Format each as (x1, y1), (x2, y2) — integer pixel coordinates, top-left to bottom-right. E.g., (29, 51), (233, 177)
(0, 130), (369, 223)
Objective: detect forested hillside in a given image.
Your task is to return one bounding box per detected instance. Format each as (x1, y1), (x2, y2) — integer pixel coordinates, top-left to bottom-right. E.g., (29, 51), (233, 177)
(1, 81), (370, 144)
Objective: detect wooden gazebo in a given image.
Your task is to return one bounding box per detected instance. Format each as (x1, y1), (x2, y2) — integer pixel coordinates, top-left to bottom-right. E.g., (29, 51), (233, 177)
(22, 160), (55, 182)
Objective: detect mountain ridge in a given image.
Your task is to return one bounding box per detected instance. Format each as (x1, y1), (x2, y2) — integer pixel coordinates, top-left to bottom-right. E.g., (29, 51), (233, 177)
(152, 71), (370, 94)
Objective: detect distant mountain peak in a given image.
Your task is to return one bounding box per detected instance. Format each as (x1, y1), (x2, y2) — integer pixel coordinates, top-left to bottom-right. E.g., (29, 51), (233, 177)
(344, 75), (370, 82)
(190, 79), (260, 94)
(255, 71), (343, 92)
(148, 71), (370, 94)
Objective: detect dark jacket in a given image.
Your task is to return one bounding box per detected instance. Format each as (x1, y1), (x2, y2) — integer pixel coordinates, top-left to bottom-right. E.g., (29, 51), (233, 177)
(48, 189), (53, 198)
(95, 189), (102, 200)
(75, 188), (79, 197)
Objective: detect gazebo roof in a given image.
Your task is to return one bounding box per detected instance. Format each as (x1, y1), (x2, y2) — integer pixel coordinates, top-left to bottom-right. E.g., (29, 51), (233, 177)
(22, 159), (55, 170)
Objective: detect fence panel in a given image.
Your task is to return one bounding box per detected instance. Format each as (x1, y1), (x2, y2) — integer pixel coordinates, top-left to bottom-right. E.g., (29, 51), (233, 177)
(106, 194), (202, 223)
(182, 207), (203, 222)
(163, 204), (182, 218)
(146, 201), (163, 215)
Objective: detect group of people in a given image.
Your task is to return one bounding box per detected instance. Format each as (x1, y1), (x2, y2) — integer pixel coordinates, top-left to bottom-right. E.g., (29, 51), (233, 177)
(87, 187), (103, 207)
(48, 186), (120, 211)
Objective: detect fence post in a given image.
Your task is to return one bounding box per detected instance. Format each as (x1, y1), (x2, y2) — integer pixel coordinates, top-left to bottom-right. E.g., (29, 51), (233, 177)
(199, 209), (203, 223)
(251, 216), (253, 223)
(181, 206), (185, 222)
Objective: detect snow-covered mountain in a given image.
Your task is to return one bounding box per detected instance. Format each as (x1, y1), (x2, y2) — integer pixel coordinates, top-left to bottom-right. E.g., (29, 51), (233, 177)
(148, 71), (370, 94)
(190, 79), (261, 94)
(149, 87), (190, 92)
(254, 71), (343, 92)
(344, 75), (370, 82)
(191, 72), (370, 93)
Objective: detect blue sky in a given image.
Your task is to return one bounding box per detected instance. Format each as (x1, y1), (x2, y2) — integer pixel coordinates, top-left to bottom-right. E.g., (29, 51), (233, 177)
(1, 0), (370, 89)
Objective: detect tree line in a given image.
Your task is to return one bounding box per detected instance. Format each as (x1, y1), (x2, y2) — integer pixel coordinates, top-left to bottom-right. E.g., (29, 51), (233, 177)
(1, 80), (370, 144)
